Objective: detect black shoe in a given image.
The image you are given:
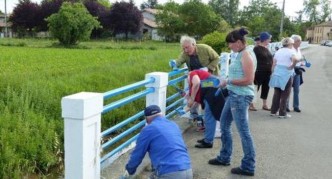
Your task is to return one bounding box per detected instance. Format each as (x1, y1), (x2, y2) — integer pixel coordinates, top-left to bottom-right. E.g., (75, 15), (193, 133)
(208, 158), (230, 166)
(231, 167), (254, 176)
(294, 108), (301, 112)
(286, 108), (291, 112)
(195, 140), (213, 148)
(197, 138), (205, 143)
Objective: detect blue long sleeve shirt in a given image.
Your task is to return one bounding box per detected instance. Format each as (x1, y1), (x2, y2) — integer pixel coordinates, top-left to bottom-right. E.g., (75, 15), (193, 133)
(125, 116), (191, 176)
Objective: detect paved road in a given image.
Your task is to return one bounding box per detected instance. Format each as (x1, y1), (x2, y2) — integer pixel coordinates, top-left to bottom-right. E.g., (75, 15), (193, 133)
(104, 45), (332, 179)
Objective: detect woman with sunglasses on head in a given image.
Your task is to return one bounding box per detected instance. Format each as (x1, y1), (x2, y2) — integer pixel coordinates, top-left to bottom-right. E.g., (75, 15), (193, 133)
(208, 27), (257, 177)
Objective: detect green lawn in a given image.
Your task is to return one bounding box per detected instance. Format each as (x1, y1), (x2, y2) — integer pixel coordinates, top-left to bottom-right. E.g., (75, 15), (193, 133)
(0, 39), (181, 178)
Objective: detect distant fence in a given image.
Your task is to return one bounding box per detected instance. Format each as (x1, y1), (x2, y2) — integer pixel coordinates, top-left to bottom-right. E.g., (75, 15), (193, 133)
(61, 41), (309, 179)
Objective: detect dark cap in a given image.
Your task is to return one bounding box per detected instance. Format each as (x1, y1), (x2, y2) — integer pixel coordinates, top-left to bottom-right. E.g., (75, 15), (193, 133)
(260, 32), (272, 42)
(144, 105), (161, 117)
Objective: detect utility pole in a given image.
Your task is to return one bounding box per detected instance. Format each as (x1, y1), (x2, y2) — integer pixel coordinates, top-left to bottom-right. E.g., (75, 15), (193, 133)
(279, 0), (285, 39)
(4, 0), (8, 37)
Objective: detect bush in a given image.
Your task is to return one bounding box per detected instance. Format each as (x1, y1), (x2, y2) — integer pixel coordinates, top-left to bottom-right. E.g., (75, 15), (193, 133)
(46, 2), (100, 46)
(200, 31), (228, 54)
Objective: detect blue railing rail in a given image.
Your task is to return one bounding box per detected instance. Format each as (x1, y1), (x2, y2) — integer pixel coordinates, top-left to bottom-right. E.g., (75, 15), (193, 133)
(166, 68), (188, 119)
(100, 68), (189, 166)
(100, 77), (155, 165)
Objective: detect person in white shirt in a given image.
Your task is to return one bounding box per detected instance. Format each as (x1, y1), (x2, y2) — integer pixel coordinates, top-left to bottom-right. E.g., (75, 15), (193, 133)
(269, 37), (300, 118)
(286, 35), (305, 112)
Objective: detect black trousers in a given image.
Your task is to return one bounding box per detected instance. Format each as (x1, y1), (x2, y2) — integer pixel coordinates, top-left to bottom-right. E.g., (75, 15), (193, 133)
(254, 71), (271, 100)
(271, 77), (293, 116)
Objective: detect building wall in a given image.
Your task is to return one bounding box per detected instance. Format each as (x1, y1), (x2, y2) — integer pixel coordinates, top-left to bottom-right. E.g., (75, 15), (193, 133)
(307, 21), (332, 44)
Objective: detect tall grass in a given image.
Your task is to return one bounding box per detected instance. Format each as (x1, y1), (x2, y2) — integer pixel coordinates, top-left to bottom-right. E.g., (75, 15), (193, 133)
(0, 39), (181, 178)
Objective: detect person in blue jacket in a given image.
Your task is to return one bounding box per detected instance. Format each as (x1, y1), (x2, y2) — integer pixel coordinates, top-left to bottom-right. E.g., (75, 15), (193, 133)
(125, 105), (193, 179)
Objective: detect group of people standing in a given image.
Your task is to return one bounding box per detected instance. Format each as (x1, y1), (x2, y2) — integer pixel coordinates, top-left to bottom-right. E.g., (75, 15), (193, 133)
(123, 27), (306, 178)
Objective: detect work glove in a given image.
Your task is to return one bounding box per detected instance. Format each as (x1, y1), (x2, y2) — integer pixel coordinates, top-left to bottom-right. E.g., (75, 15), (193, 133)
(169, 59), (178, 70)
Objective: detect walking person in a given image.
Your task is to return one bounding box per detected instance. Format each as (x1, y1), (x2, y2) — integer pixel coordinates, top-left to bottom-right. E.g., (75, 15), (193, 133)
(286, 34), (305, 112)
(208, 28), (257, 176)
(269, 37), (300, 118)
(252, 32), (273, 111)
(124, 105), (193, 179)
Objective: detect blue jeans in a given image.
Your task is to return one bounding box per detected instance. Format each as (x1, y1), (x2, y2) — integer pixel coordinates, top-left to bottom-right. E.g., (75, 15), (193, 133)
(292, 74), (300, 109)
(203, 100), (216, 144)
(217, 91), (256, 173)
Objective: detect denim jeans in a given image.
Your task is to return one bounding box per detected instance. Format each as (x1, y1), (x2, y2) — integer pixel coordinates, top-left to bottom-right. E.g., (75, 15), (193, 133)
(203, 100), (216, 144)
(217, 91), (256, 173)
(292, 74), (301, 109)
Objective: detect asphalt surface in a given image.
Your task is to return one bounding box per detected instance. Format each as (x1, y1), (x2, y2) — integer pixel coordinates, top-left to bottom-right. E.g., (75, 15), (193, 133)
(103, 45), (332, 179)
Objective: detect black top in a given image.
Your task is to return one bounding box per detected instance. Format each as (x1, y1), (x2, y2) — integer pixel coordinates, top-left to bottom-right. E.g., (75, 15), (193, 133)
(200, 87), (227, 121)
(189, 55), (203, 70)
(253, 46), (273, 72)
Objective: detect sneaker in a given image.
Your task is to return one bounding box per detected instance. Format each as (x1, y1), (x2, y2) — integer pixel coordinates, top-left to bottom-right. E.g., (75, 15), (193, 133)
(197, 138), (205, 143)
(208, 158), (230, 166)
(214, 132), (221, 138)
(286, 108), (291, 112)
(278, 114), (291, 118)
(294, 108), (301, 112)
(270, 113), (277, 117)
(231, 167), (254, 176)
(195, 140), (213, 148)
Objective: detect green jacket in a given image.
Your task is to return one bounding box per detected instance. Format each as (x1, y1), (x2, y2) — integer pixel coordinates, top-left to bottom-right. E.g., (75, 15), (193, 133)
(176, 44), (220, 76)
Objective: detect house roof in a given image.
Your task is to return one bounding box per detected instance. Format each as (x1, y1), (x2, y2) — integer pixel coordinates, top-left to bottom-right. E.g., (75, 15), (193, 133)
(143, 18), (157, 28)
(316, 21), (332, 27)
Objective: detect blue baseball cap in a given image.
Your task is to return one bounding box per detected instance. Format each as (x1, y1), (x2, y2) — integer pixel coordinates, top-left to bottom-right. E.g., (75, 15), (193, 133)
(144, 105), (161, 116)
(260, 32), (272, 42)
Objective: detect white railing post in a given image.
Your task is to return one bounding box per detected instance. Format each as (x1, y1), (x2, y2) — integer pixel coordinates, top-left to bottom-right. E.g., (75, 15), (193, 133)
(145, 72), (169, 114)
(61, 92), (103, 179)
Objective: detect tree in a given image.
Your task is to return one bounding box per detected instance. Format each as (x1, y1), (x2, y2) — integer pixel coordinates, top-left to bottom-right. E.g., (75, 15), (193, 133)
(46, 2), (100, 45)
(320, 0), (331, 22)
(84, 0), (109, 38)
(37, 0), (64, 31)
(155, 1), (183, 41)
(178, 0), (221, 38)
(208, 0), (240, 27)
(303, 0), (320, 23)
(140, 0), (158, 10)
(9, 0), (41, 37)
(238, 0), (293, 40)
(108, 1), (143, 39)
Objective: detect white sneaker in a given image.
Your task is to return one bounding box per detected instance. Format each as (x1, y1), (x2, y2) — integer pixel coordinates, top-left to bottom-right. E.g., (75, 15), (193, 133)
(214, 132), (221, 138)
(278, 114), (291, 118)
(270, 113), (277, 117)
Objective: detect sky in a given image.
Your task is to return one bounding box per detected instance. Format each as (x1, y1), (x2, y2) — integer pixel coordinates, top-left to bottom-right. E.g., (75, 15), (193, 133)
(0, 0), (308, 18)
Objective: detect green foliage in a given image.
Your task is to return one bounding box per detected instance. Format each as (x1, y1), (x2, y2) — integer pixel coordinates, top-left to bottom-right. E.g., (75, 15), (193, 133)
(0, 39), (180, 177)
(239, 0), (285, 41)
(0, 87), (61, 178)
(178, 0), (221, 38)
(46, 2), (101, 45)
(155, 1), (183, 42)
(200, 31), (228, 54)
(208, 0), (240, 27)
(156, 0), (221, 40)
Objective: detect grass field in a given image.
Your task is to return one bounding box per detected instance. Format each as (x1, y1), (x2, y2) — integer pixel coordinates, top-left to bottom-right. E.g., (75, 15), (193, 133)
(0, 38), (181, 178)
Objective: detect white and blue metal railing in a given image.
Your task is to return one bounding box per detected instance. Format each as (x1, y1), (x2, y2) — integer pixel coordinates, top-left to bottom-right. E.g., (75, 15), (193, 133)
(100, 77), (155, 165)
(166, 68), (188, 119)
